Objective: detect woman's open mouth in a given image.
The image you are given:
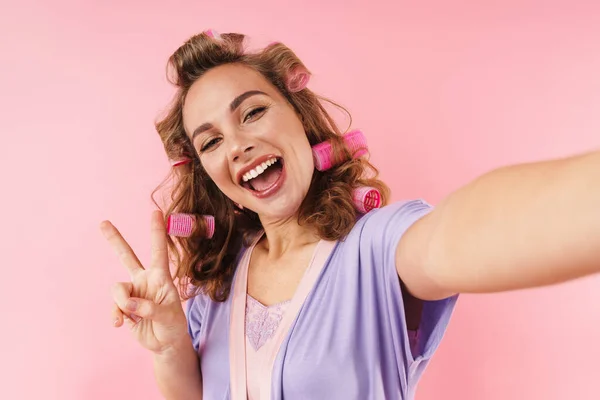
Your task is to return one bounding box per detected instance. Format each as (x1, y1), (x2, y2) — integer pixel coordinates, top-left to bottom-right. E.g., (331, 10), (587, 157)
(240, 157), (286, 198)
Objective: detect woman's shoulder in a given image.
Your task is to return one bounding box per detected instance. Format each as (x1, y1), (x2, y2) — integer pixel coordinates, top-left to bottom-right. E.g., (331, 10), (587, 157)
(333, 199), (434, 260)
(352, 199), (433, 234)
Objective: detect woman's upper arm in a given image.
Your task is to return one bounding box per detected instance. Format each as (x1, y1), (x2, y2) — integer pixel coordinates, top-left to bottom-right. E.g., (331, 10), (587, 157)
(395, 209), (457, 301)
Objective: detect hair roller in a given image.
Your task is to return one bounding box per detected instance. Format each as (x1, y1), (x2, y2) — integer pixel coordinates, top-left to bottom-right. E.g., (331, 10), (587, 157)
(203, 29), (222, 40)
(352, 186), (382, 213)
(170, 158), (192, 167)
(311, 130), (368, 171)
(286, 68), (310, 93)
(167, 213), (215, 239)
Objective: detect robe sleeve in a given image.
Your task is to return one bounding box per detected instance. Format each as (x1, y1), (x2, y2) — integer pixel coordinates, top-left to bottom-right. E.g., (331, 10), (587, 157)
(186, 292), (209, 352)
(360, 200), (458, 370)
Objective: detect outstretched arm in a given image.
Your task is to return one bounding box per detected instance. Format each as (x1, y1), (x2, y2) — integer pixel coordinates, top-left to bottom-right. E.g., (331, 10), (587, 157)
(397, 149), (600, 300)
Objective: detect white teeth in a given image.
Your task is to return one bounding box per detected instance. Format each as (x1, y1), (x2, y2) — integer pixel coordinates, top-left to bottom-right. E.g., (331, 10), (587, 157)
(241, 157), (279, 183)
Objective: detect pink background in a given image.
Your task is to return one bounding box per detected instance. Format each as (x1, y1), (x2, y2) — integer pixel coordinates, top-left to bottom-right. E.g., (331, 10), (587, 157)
(1, 0), (599, 399)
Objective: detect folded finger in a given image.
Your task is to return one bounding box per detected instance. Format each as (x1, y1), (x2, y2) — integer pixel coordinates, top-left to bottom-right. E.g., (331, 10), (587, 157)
(124, 313), (142, 327)
(112, 303), (124, 327)
(111, 281), (134, 312)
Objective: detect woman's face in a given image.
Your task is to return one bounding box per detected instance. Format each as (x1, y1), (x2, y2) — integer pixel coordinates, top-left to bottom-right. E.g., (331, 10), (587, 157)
(182, 63), (315, 223)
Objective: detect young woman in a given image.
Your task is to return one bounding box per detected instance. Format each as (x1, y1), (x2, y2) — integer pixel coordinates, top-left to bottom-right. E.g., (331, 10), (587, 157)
(101, 30), (600, 399)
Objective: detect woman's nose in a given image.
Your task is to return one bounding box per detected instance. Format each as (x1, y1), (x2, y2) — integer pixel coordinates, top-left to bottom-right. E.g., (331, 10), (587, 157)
(231, 143), (255, 163)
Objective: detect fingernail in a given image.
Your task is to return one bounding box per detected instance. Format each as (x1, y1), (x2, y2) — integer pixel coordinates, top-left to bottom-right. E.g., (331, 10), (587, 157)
(113, 317), (120, 326)
(130, 314), (141, 323)
(126, 300), (138, 311)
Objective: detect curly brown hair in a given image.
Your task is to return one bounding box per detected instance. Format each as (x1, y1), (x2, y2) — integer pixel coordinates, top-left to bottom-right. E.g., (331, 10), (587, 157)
(150, 31), (390, 302)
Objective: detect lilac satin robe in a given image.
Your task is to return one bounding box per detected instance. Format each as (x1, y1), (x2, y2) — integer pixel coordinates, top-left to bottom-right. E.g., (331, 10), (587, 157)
(186, 200), (459, 399)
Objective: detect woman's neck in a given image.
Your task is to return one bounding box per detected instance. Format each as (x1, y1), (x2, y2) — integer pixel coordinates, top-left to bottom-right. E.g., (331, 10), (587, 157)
(257, 216), (320, 261)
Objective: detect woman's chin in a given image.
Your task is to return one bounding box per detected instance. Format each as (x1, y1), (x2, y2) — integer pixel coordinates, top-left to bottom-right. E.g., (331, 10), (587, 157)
(253, 200), (304, 224)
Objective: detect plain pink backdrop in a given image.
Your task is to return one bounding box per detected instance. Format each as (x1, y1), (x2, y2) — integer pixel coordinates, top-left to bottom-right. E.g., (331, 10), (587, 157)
(1, 0), (599, 399)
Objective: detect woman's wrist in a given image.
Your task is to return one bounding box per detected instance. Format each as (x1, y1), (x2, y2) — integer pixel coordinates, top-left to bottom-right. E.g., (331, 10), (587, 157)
(153, 335), (196, 362)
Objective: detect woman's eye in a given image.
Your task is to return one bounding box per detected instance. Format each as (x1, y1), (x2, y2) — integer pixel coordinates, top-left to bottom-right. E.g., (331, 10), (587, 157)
(244, 106), (267, 123)
(200, 137), (221, 152)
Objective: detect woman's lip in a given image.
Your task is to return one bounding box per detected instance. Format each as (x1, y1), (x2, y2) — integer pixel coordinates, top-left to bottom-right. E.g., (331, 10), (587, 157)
(245, 161), (286, 199)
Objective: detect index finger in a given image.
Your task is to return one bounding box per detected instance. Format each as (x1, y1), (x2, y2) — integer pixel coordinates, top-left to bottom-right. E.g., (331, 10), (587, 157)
(149, 210), (169, 272)
(100, 220), (144, 278)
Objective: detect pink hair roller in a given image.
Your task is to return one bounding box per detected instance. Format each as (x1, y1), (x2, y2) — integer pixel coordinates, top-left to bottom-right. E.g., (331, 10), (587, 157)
(311, 129), (368, 171)
(287, 68), (310, 92)
(204, 29), (222, 40)
(352, 186), (382, 213)
(170, 158), (191, 167)
(167, 213), (215, 239)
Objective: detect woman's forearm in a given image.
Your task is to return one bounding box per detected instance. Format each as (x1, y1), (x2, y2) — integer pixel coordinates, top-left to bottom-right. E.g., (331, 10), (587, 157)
(153, 336), (203, 400)
(427, 149), (600, 293)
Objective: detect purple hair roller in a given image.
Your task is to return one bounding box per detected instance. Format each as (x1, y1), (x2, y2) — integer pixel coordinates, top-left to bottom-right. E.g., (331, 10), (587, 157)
(167, 214), (215, 239)
(352, 186), (382, 213)
(311, 130), (368, 171)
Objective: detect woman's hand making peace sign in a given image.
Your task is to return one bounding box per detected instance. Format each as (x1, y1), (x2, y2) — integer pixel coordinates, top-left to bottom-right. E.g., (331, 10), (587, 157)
(101, 210), (189, 355)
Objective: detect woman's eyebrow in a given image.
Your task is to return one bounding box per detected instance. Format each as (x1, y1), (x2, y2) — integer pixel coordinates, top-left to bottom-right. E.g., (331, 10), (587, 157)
(191, 90), (268, 141)
(229, 90), (267, 112)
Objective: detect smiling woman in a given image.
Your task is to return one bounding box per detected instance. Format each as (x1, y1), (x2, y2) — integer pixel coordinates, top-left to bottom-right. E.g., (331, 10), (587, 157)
(102, 28), (600, 400)
(153, 33), (390, 304)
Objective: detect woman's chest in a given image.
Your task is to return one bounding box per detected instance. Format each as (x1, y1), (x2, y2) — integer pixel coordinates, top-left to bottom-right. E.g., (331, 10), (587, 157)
(246, 247), (316, 307)
(199, 294), (369, 399)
